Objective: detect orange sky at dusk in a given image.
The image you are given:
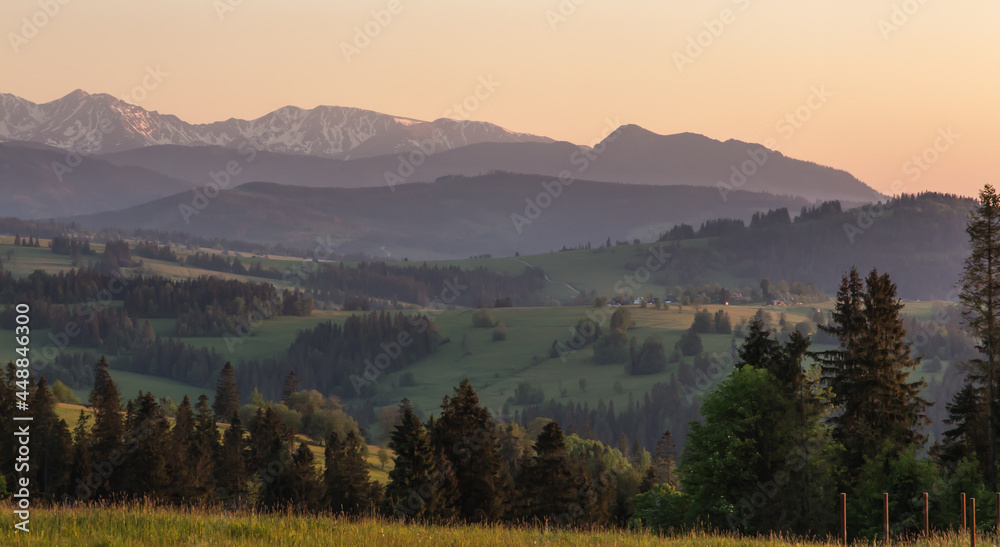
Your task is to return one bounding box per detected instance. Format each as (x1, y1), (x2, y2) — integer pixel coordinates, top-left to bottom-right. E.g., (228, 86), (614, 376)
(3, 0), (997, 198)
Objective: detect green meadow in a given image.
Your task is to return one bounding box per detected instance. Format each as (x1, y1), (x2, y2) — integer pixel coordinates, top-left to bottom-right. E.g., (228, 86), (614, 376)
(0, 503), (993, 546)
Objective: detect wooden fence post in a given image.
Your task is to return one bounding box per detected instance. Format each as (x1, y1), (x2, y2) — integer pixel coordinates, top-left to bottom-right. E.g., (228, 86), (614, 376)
(970, 497), (976, 547)
(884, 492), (890, 545)
(841, 492), (847, 547)
(962, 492), (967, 532)
(924, 491), (929, 539)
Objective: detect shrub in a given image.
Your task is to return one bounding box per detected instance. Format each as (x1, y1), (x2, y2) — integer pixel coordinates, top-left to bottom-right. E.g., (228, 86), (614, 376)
(593, 328), (630, 364)
(513, 382), (544, 404)
(610, 308), (635, 330)
(713, 310), (732, 334)
(472, 309), (495, 327)
(676, 328), (703, 357)
(692, 308), (714, 333)
(52, 380), (81, 404)
(492, 322), (507, 341)
(627, 337), (667, 375)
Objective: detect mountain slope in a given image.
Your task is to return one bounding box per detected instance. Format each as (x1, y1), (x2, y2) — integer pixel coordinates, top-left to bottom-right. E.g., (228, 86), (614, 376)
(0, 90), (551, 159)
(67, 174), (815, 259)
(99, 128), (880, 203)
(0, 143), (192, 218)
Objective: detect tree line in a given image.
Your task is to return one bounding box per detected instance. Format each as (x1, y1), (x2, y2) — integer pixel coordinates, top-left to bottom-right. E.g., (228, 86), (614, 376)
(656, 192), (972, 299)
(303, 262), (547, 309)
(0, 360), (655, 529)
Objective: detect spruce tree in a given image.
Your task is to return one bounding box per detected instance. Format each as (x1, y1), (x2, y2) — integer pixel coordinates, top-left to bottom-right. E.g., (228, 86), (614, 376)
(68, 411), (93, 502)
(213, 362), (240, 423)
(282, 370), (299, 403)
(739, 316), (781, 372)
(324, 430), (376, 514)
(515, 421), (578, 524)
(28, 378), (72, 499)
(936, 383), (990, 473)
(89, 356), (124, 496)
(386, 399), (441, 520)
(191, 394), (219, 499)
(817, 267), (929, 474)
(957, 183), (1000, 489)
(268, 442), (321, 511)
(168, 396), (197, 501)
(217, 412), (247, 502)
(122, 391), (170, 500)
(431, 379), (510, 522)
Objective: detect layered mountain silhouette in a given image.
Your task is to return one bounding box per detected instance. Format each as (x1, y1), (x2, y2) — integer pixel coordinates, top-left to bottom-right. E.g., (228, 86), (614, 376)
(0, 142), (191, 218)
(1, 90), (882, 225)
(97, 131), (879, 203)
(68, 174), (818, 259)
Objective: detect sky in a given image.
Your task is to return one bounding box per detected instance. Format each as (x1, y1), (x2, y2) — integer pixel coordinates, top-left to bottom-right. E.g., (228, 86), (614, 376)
(2, 0), (996, 198)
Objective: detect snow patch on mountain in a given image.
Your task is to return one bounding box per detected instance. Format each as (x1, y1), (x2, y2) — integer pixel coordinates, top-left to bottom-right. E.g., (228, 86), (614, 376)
(0, 90), (552, 159)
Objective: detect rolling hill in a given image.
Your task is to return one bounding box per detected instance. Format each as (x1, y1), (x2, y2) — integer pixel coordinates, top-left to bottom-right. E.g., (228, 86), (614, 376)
(67, 174), (817, 259)
(0, 142), (193, 218)
(98, 126), (881, 203)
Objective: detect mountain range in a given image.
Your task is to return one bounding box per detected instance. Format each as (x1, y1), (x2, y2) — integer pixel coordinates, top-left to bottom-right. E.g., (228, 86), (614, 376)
(0, 90), (886, 257)
(0, 90), (550, 159)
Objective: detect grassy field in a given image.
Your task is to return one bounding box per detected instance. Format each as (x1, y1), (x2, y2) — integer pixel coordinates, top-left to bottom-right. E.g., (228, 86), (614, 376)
(0, 236), (962, 441)
(0, 503), (993, 546)
(0, 300), (951, 436)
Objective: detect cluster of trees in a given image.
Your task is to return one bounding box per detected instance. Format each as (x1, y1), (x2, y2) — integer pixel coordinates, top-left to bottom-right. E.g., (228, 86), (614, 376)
(48, 236), (95, 263)
(657, 192), (972, 299)
(107, 310), (441, 401)
(690, 308), (731, 334)
(0, 301), (140, 352)
(620, 188), (1000, 538)
(114, 337), (223, 389)
(182, 252), (282, 279)
(11, 234), (41, 247)
(99, 240), (136, 273)
(0, 362), (656, 528)
(132, 241), (178, 262)
(660, 203), (840, 243)
(304, 262), (547, 308)
(122, 277), (313, 336)
(0, 217), (73, 240)
(237, 312), (440, 400)
(0, 267), (312, 342)
(0, 358), (358, 506)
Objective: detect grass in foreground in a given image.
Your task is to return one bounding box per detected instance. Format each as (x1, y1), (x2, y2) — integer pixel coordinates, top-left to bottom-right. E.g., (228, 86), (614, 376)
(0, 504), (994, 546)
